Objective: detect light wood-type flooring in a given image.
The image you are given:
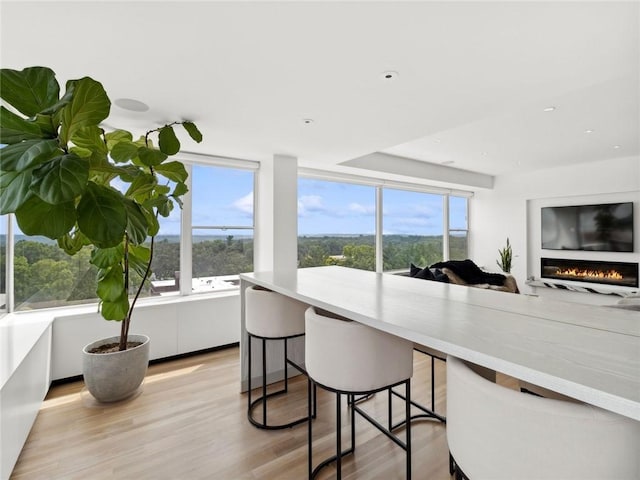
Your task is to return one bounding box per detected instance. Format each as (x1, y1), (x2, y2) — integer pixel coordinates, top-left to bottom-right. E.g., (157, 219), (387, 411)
(11, 346), (517, 479)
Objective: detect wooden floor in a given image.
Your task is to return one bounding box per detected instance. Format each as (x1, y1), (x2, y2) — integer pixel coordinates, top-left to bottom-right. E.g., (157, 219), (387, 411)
(11, 347), (516, 479)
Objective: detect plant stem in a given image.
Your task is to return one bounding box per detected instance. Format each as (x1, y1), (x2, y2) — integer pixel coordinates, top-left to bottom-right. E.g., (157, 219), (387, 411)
(119, 235), (130, 351)
(123, 235), (155, 347)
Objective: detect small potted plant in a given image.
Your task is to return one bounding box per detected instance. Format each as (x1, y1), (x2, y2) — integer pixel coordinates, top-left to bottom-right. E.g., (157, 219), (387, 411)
(497, 237), (513, 274)
(0, 66), (202, 402)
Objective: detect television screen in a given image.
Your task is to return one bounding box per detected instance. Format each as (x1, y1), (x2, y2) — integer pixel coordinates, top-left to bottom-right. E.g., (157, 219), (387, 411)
(541, 202), (634, 252)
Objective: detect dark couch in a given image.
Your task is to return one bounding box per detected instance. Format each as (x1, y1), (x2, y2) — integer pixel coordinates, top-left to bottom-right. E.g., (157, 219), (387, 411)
(408, 259), (519, 294)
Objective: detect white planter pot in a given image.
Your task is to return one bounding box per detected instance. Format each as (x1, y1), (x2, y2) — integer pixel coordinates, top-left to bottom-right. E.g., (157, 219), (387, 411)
(82, 334), (150, 403)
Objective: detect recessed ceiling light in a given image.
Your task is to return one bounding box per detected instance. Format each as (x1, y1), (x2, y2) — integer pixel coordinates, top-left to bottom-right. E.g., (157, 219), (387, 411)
(381, 71), (399, 81)
(543, 106), (556, 112)
(114, 98), (149, 112)
(613, 145), (621, 149)
(302, 118), (314, 125)
(584, 129), (594, 134)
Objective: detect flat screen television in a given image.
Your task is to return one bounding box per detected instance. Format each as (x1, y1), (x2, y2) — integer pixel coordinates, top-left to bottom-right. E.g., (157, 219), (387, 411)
(541, 202), (634, 252)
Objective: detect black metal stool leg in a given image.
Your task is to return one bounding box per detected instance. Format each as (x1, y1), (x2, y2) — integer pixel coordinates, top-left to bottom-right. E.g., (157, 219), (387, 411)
(431, 355), (436, 411)
(247, 334), (253, 416)
(308, 378), (313, 480)
(261, 337), (267, 424)
(350, 394), (355, 452)
(247, 332), (310, 430)
(284, 338), (288, 391)
(336, 392), (342, 480)
(406, 379), (412, 480)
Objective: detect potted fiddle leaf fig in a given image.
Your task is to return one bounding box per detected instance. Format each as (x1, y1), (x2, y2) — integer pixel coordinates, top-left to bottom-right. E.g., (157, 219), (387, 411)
(0, 66), (202, 402)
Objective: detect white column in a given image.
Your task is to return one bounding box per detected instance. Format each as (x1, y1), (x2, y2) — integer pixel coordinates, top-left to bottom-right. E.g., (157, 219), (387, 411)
(375, 186), (383, 272)
(443, 195), (450, 261)
(254, 154), (298, 272)
(179, 163), (193, 296)
(243, 154), (300, 391)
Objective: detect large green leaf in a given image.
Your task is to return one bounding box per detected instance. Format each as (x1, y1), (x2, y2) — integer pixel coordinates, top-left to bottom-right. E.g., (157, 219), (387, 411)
(34, 114), (58, 138)
(31, 153), (89, 204)
(57, 230), (91, 255)
(155, 161), (188, 183)
(0, 170), (34, 214)
(76, 182), (127, 248)
(87, 157), (129, 178)
(128, 244), (151, 278)
(104, 129), (133, 150)
(99, 289), (129, 321)
(172, 181), (189, 198)
(97, 264), (125, 302)
(144, 209), (160, 237)
(71, 126), (107, 155)
(90, 244), (124, 268)
(158, 125), (180, 155)
(155, 184), (171, 195)
(124, 171), (156, 200)
(110, 141), (139, 163)
(0, 67), (60, 117)
(15, 195), (76, 239)
(123, 199), (149, 245)
(182, 122), (203, 143)
(0, 139), (60, 171)
(59, 77), (111, 145)
(145, 194), (173, 217)
(42, 80), (76, 117)
(0, 106), (44, 143)
(137, 146), (167, 167)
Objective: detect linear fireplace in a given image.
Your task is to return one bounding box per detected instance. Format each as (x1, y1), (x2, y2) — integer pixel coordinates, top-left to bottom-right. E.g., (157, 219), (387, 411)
(541, 258), (639, 288)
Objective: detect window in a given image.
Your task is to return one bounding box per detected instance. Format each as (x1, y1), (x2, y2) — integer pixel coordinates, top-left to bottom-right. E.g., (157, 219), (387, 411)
(1, 161), (468, 317)
(449, 196), (469, 260)
(13, 218), (98, 311)
(298, 178), (376, 271)
(1, 159), (257, 315)
(189, 164), (255, 293)
(382, 189), (444, 271)
(146, 204), (182, 297)
(297, 174), (472, 275)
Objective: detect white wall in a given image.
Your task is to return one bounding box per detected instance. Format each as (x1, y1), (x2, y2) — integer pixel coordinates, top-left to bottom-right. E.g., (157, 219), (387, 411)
(470, 156), (639, 303)
(52, 293), (240, 380)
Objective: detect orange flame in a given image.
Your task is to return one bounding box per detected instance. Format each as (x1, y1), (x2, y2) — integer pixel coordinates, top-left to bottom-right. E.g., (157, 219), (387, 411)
(556, 268), (623, 281)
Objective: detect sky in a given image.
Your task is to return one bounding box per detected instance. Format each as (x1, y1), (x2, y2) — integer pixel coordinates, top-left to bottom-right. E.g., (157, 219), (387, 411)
(186, 166), (467, 237)
(10, 164), (467, 237)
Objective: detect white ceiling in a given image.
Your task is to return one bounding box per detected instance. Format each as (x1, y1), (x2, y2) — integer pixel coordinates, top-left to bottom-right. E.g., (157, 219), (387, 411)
(1, 1), (638, 189)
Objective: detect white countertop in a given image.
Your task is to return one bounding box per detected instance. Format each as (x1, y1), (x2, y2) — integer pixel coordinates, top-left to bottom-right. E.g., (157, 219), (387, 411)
(240, 266), (640, 421)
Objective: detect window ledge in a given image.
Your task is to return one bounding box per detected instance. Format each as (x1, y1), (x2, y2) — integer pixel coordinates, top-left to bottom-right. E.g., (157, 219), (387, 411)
(0, 290), (240, 389)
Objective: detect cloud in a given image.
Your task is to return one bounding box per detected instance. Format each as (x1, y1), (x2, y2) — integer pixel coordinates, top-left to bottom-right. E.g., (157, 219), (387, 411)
(348, 202), (375, 215)
(298, 195), (326, 216)
(232, 191), (254, 216)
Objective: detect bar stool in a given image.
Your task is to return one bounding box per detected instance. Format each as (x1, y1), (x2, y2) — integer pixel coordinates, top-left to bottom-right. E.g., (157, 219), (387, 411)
(446, 355), (640, 480)
(390, 344), (447, 430)
(305, 306), (414, 479)
(245, 285), (312, 430)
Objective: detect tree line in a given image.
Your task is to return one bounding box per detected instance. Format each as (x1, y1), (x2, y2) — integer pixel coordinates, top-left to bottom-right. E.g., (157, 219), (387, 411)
(2, 234), (466, 308)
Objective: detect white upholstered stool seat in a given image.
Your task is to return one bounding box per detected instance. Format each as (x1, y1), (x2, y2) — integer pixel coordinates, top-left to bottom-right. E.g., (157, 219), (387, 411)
(245, 285), (312, 430)
(446, 355), (640, 480)
(305, 306), (414, 479)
